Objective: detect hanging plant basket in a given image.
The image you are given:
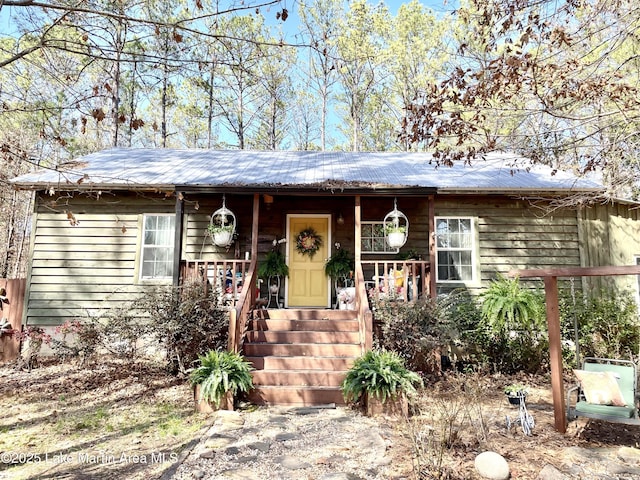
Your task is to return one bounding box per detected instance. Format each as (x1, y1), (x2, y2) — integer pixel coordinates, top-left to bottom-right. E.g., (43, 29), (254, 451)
(209, 227), (234, 248)
(209, 196), (236, 248)
(383, 199), (409, 249)
(386, 230), (407, 249)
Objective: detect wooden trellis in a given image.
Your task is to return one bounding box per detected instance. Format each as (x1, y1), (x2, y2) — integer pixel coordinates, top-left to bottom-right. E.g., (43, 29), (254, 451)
(508, 265), (640, 433)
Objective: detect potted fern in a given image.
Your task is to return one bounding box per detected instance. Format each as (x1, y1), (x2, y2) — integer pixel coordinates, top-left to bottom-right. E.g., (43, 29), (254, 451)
(258, 250), (289, 306)
(324, 248), (354, 280)
(257, 250), (289, 280)
(189, 349), (254, 412)
(341, 349), (423, 416)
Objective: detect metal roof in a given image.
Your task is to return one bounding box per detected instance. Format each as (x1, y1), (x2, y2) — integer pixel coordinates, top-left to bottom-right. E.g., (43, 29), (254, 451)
(10, 148), (604, 194)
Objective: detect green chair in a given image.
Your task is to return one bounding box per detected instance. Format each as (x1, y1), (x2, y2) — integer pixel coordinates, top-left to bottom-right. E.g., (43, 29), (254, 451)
(567, 357), (640, 425)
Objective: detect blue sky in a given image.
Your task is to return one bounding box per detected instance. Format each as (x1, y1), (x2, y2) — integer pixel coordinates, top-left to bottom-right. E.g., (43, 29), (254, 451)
(0, 0), (457, 37)
(268, 0), (456, 43)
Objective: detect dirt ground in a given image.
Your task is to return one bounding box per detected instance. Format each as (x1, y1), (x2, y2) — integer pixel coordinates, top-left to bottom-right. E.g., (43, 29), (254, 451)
(392, 371), (640, 479)
(1, 358), (639, 480)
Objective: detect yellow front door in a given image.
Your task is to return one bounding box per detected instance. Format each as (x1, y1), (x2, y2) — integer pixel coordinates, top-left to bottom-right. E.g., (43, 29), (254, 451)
(286, 215), (330, 308)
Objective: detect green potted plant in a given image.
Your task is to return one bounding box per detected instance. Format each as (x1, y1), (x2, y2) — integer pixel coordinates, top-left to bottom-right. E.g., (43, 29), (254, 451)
(257, 249), (289, 308)
(324, 248), (355, 280)
(384, 224), (407, 249)
(504, 383), (528, 405)
(207, 223), (235, 248)
(189, 349), (254, 412)
(257, 250), (289, 279)
(341, 349), (423, 416)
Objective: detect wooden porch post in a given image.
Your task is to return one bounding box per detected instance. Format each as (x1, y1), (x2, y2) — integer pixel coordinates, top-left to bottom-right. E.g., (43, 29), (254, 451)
(544, 276), (567, 433)
(428, 194), (436, 299)
(354, 196), (361, 264)
(172, 191), (184, 286)
(251, 194), (259, 261)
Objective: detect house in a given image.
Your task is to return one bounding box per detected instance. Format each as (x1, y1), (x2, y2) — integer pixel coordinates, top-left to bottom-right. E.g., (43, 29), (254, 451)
(11, 148), (640, 405)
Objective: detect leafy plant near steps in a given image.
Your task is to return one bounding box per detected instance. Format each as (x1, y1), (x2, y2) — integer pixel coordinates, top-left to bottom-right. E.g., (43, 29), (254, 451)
(257, 249), (289, 279)
(324, 248), (354, 279)
(189, 350), (254, 407)
(341, 349), (423, 404)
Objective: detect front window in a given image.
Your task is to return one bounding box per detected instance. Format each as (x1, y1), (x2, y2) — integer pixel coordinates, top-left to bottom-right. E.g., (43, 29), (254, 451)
(635, 256), (640, 306)
(435, 217), (475, 282)
(361, 221), (399, 254)
(140, 214), (175, 280)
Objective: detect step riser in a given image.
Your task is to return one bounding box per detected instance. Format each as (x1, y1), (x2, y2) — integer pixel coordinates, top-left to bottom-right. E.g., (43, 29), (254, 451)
(245, 309), (360, 406)
(248, 387), (346, 406)
(253, 309), (358, 321)
(252, 371), (346, 387)
(244, 343), (361, 357)
(246, 356), (355, 371)
(246, 331), (360, 344)
(249, 319), (359, 332)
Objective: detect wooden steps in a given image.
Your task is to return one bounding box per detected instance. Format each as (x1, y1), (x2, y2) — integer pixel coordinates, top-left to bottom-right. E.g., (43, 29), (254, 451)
(244, 309), (361, 407)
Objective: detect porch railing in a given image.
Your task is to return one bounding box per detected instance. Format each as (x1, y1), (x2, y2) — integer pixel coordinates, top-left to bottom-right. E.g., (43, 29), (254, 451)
(360, 260), (430, 301)
(180, 258), (429, 356)
(228, 260), (256, 353)
(354, 264), (373, 353)
(180, 259), (254, 354)
(181, 259), (252, 307)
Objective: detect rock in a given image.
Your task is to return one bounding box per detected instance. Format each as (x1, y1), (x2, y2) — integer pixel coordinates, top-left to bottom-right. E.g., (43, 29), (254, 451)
(355, 431), (387, 451)
(268, 415), (290, 425)
(198, 450), (215, 459)
(275, 432), (298, 442)
(538, 464), (568, 480)
(220, 468), (257, 479)
(292, 407), (323, 416)
(246, 441), (271, 452)
(374, 456), (392, 466)
(191, 468), (206, 479)
(474, 451), (510, 480)
(204, 434), (237, 449)
(275, 455), (312, 470)
(618, 446), (640, 464)
(235, 455), (258, 464)
(215, 410), (245, 427)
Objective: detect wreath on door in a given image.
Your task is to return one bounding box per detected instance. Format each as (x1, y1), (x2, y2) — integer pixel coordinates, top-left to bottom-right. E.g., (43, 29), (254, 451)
(295, 227), (323, 258)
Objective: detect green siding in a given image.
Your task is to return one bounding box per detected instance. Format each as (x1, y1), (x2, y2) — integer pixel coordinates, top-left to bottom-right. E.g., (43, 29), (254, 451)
(578, 203), (640, 296)
(25, 190), (640, 326)
(435, 196), (581, 293)
(25, 192), (173, 326)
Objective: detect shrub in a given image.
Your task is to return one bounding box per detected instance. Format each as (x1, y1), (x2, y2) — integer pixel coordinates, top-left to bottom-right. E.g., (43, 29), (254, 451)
(138, 281), (229, 375)
(49, 319), (101, 364)
(370, 295), (458, 375)
(560, 288), (640, 365)
(341, 349), (423, 404)
(435, 289), (487, 370)
(47, 281), (229, 374)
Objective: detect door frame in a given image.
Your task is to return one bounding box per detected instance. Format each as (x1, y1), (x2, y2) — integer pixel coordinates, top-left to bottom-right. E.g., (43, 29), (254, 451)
(285, 213), (332, 308)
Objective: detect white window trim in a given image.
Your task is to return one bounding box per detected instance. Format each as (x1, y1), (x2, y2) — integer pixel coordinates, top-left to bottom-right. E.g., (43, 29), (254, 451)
(361, 220), (399, 254)
(435, 216), (477, 284)
(635, 256), (640, 308)
(138, 213), (175, 282)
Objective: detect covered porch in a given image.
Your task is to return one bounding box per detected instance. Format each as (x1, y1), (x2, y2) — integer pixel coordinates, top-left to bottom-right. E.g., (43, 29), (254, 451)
(174, 192), (436, 353)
